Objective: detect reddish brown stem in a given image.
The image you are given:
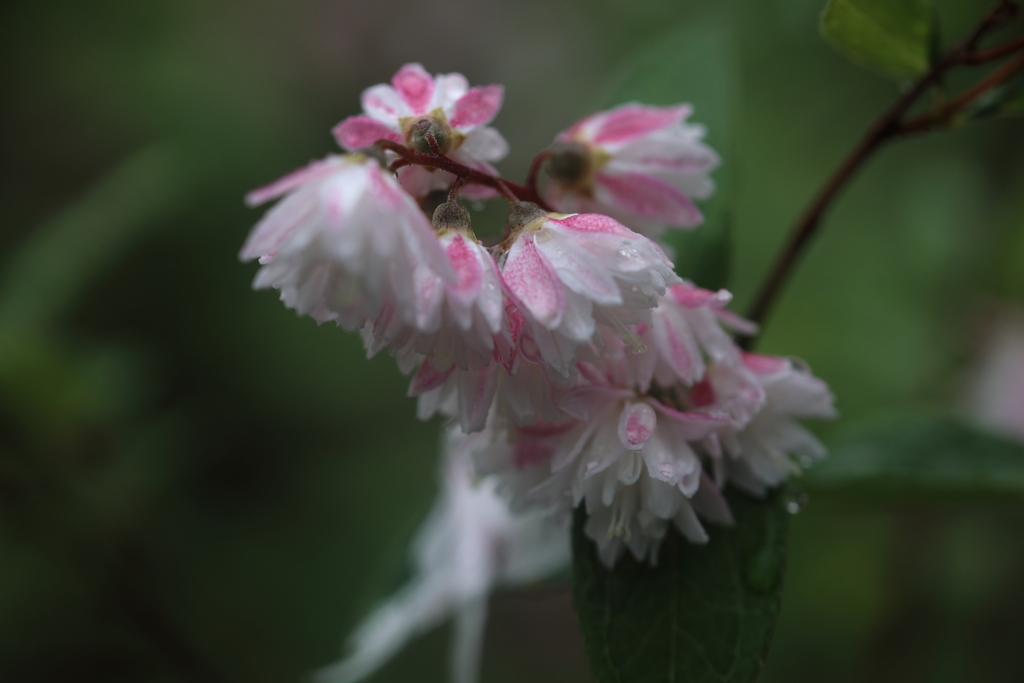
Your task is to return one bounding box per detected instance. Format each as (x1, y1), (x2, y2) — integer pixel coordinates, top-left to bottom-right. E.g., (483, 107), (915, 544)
(375, 139), (553, 209)
(448, 176), (467, 202)
(526, 149), (552, 197)
(962, 33), (1024, 64)
(425, 132), (444, 156)
(899, 49), (1024, 133)
(740, 1), (1019, 349)
(493, 177), (519, 203)
(962, 1), (1018, 53)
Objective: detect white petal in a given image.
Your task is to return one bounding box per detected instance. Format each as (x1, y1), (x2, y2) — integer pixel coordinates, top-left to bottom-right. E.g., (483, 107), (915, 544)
(674, 503), (709, 544)
(451, 596), (488, 683)
(459, 126), (509, 162)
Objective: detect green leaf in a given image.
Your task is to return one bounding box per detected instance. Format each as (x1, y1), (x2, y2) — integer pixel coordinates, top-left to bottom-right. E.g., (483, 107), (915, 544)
(594, 14), (738, 290)
(1000, 87), (1024, 117)
(572, 489), (789, 683)
(821, 0), (933, 80)
(805, 416), (1024, 502)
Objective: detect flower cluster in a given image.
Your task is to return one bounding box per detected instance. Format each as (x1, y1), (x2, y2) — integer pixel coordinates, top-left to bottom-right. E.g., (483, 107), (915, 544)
(470, 287), (835, 566)
(240, 64), (835, 683)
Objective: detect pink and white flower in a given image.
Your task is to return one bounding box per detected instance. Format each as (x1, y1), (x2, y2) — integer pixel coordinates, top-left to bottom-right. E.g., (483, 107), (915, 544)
(499, 206), (682, 377)
(333, 63), (508, 199)
(693, 353), (837, 495)
(464, 351), (832, 566)
(542, 103), (719, 239)
(545, 385), (733, 566)
(316, 433), (569, 683)
(364, 230), (507, 373)
(410, 352), (567, 434)
(240, 154), (453, 330)
(410, 359), (499, 434)
(595, 282), (757, 393)
(469, 377), (733, 567)
(468, 417), (578, 513)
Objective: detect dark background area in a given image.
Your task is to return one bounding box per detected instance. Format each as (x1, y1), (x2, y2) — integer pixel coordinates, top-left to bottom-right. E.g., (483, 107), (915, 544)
(2, 0), (1023, 681)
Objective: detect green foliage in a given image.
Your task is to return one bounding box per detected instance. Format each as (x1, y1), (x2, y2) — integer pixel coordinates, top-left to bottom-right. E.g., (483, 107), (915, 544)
(596, 13), (738, 290)
(1001, 87), (1024, 117)
(966, 78), (1024, 120)
(572, 490), (789, 683)
(806, 416), (1024, 502)
(820, 0), (934, 80)
(0, 144), (200, 330)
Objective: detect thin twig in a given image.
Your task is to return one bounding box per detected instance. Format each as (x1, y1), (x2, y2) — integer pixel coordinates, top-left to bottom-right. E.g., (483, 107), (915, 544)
(899, 49), (1024, 133)
(425, 132), (444, 156)
(740, 1), (1019, 348)
(493, 177), (520, 204)
(962, 33), (1024, 64)
(448, 176), (467, 202)
(961, 1), (1018, 53)
(526, 149), (552, 197)
(374, 139), (552, 209)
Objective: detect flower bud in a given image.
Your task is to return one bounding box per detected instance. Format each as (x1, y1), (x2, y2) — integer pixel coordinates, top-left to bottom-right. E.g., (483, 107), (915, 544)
(432, 200), (474, 236)
(506, 201), (547, 232)
(546, 140), (592, 187)
(409, 117), (449, 154)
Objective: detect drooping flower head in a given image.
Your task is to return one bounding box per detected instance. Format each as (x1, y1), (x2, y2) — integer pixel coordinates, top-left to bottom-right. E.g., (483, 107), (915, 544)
(410, 350), (569, 435)
(555, 383), (734, 566)
(333, 63), (508, 199)
(240, 154), (453, 330)
(458, 287), (834, 567)
(498, 202), (682, 376)
(542, 103), (719, 239)
(692, 352), (837, 495)
(468, 378), (733, 567)
(597, 282), (758, 393)
(468, 351), (835, 567)
(364, 201), (509, 374)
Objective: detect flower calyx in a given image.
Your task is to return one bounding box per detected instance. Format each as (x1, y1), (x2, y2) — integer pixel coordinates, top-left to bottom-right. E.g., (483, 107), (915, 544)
(495, 201), (553, 254)
(545, 140), (595, 191)
(506, 201), (548, 233)
(432, 200), (476, 238)
(404, 111), (464, 155)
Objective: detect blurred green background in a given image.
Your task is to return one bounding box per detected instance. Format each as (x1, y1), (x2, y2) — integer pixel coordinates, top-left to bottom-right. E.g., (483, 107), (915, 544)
(2, 0), (1023, 681)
